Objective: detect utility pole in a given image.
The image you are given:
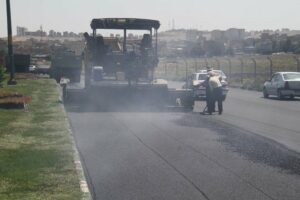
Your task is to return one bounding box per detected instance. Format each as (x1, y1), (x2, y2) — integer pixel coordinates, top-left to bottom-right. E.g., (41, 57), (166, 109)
(6, 0), (17, 85)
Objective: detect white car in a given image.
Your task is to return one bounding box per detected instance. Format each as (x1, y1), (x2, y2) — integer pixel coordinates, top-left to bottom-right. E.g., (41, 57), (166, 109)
(198, 69), (227, 81)
(189, 70), (229, 100)
(29, 65), (36, 72)
(263, 72), (300, 99)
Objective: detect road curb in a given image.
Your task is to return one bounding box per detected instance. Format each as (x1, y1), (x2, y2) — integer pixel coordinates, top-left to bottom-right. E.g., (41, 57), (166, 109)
(57, 84), (92, 200)
(69, 125), (93, 200)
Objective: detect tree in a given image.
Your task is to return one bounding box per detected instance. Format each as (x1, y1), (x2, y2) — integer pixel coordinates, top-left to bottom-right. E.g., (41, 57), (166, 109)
(203, 40), (225, 57)
(190, 44), (205, 57)
(282, 39), (292, 53)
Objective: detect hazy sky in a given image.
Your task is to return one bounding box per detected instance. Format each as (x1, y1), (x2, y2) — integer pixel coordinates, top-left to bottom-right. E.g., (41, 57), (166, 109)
(1, 0), (299, 36)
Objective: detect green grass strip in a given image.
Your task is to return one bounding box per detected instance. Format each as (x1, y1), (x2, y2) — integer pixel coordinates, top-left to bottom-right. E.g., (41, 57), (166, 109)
(0, 78), (82, 200)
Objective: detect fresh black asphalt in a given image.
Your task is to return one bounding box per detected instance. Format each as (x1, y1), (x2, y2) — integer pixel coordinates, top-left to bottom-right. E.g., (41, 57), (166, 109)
(67, 88), (300, 200)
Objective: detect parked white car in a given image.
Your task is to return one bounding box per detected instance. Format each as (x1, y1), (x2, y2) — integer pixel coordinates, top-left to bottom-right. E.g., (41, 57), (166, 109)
(263, 72), (300, 99)
(198, 69), (227, 81)
(188, 70), (229, 100)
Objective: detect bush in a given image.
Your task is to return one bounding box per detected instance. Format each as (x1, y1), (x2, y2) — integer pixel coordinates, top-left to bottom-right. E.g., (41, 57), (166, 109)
(0, 65), (6, 87)
(241, 79), (264, 91)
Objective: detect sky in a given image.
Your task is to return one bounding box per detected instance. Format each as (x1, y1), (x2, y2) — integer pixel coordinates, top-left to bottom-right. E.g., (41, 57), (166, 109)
(1, 0), (300, 37)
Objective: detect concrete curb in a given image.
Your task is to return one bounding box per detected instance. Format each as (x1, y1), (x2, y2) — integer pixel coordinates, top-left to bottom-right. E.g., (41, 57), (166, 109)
(57, 83), (92, 200)
(69, 126), (93, 200)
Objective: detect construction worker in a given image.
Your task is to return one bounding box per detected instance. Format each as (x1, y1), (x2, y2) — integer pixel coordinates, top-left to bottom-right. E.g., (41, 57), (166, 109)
(208, 71), (223, 115)
(200, 68), (214, 114)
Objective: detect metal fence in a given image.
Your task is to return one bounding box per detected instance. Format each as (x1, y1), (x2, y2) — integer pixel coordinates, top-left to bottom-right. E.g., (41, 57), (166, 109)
(155, 54), (300, 88)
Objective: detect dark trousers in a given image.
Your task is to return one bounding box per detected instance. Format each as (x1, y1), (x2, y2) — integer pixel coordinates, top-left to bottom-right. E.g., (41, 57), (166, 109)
(213, 87), (223, 114)
(206, 91), (214, 114)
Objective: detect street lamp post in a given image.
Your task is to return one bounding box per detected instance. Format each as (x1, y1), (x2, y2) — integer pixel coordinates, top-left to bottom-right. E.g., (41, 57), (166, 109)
(6, 0), (17, 85)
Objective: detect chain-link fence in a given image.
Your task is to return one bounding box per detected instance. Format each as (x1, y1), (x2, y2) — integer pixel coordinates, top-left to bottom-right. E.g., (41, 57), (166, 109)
(155, 54), (300, 90)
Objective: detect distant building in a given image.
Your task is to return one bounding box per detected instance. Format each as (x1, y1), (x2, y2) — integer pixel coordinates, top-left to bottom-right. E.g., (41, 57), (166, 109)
(158, 30), (187, 42)
(260, 33), (273, 40)
(25, 30), (47, 37)
(262, 29), (274, 35)
(63, 31), (69, 37)
(211, 30), (226, 42)
(186, 30), (200, 41)
(16, 26), (28, 36)
(201, 31), (212, 41)
(225, 28), (245, 41)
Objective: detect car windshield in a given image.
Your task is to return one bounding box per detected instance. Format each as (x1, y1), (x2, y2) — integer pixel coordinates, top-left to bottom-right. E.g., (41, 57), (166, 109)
(283, 73), (300, 80)
(198, 74), (207, 80)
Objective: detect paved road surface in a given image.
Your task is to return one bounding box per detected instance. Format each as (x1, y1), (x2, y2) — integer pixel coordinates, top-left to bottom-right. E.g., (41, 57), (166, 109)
(67, 88), (300, 200)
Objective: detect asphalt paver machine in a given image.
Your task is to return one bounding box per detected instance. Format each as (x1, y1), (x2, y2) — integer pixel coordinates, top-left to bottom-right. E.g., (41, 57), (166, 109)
(80, 18), (168, 108)
(84, 18), (161, 86)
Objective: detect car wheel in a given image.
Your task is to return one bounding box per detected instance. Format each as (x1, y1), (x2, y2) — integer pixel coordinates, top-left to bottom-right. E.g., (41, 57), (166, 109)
(263, 88), (269, 98)
(289, 95), (295, 100)
(277, 90), (284, 100)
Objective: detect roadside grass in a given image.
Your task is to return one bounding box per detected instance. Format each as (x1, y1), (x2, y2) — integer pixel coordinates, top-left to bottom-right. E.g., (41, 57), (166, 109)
(0, 78), (81, 200)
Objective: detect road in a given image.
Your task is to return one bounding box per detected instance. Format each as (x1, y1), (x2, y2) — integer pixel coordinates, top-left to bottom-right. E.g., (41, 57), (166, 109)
(67, 88), (300, 200)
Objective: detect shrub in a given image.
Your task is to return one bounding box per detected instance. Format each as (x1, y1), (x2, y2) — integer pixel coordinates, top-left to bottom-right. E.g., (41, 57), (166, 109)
(0, 65), (6, 87)
(241, 79), (264, 91)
